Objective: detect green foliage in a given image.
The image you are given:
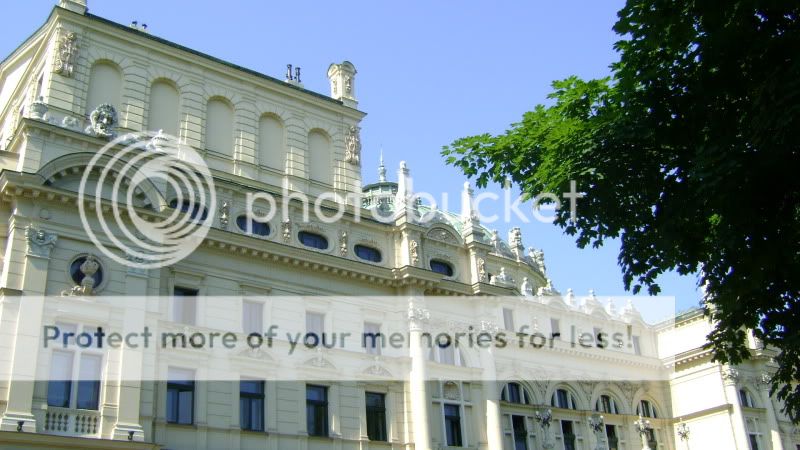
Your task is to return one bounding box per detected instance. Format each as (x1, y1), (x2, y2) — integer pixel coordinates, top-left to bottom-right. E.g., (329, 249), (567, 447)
(443, 0), (800, 421)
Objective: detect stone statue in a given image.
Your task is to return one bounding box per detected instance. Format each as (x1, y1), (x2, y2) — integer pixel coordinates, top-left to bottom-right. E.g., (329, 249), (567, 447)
(282, 219), (291, 243)
(345, 125), (361, 166)
(62, 255), (100, 296)
(476, 257), (486, 282)
(219, 201), (230, 229)
(530, 248), (546, 274)
(521, 277), (533, 297)
(85, 103), (118, 139)
(26, 226), (57, 258)
(409, 240), (419, 266)
(339, 231), (348, 257)
(54, 30), (78, 77)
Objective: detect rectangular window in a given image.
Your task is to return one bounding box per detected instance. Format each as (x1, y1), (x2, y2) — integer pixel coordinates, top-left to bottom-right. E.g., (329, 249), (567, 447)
(76, 354), (102, 410)
(173, 287), (198, 325)
(749, 434), (760, 450)
(242, 301), (263, 335)
(240, 379), (265, 432)
(365, 392), (387, 441)
(306, 384), (328, 437)
(363, 322), (382, 355)
(632, 335), (641, 355)
(508, 383), (522, 404)
(606, 424), (619, 450)
(561, 420), (576, 450)
(550, 318), (561, 337)
(512, 415), (528, 450)
(443, 404), (462, 446)
(503, 308), (515, 331)
(306, 312), (325, 340)
(47, 350), (74, 407)
(557, 389), (570, 409)
(166, 368), (194, 425)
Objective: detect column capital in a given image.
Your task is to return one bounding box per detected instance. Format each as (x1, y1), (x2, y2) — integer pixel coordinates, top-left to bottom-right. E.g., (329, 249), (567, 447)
(25, 225), (57, 259)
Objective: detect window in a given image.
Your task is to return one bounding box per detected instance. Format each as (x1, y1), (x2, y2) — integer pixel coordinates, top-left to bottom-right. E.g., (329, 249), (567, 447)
(242, 301), (263, 334)
(503, 308), (515, 331)
(363, 322), (382, 355)
(237, 215), (270, 236)
(173, 287), (198, 325)
(46, 325), (103, 411)
(306, 311), (325, 345)
(606, 424), (619, 450)
(443, 404), (462, 447)
(561, 420), (576, 450)
(550, 318), (561, 337)
(637, 400), (658, 418)
(166, 368), (194, 425)
(169, 199), (208, 222)
(355, 244), (382, 263)
(749, 434), (760, 450)
(502, 382), (530, 404)
(240, 380), (265, 432)
(306, 385), (328, 437)
(596, 394), (619, 414)
(430, 260), (454, 276)
(739, 389), (755, 408)
(365, 392), (387, 441)
(512, 415), (528, 450)
(552, 388), (577, 409)
(76, 354), (102, 410)
(70, 256), (104, 287)
(299, 231), (328, 250)
(632, 335), (642, 355)
(646, 429), (658, 449)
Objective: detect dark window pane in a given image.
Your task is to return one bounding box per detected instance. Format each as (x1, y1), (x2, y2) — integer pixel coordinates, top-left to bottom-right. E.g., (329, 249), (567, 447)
(430, 260), (454, 276)
(355, 245), (382, 262)
(508, 383), (521, 403)
(168, 199), (208, 222)
(47, 380), (72, 408)
(306, 385), (328, 437)
(444, 404), (462, 446)
(236, 215), (270, 236)
(366, 392), (387, 441)
(299, 231), (328, 250)
(167, 374), (194, 425)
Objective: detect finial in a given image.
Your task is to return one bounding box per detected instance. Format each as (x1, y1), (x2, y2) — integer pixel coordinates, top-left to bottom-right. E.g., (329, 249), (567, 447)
(378, 149), (386, 182)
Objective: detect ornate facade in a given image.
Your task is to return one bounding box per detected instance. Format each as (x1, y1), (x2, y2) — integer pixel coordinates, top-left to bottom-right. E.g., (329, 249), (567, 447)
(0, 1), (797, 449)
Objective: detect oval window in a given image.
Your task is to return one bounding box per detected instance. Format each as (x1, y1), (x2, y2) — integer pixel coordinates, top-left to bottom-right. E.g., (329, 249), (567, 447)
(354, 244), (382, 263)
(298, 231), (328, 250)
(70, 256), (104, 287)
(236, 215), (270, 236)
(430, 260), (454, 276)
(168, 199), (208, 221)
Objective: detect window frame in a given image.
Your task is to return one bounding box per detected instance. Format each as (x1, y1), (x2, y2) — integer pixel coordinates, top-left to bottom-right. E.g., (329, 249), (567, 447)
(242, 300), (264, 335)
(354, 244), (382, 263)
(443, 403), (463, 447)
(298, 231), (329, 250)
(365, 391), (387, 441)
(306, 384), (329, 437)
(429, 259), (454, 277)
(166, 368), (195, 425)
(240, 379), (265, 432)
(46, 323), (104, 411)
(173, 286), (199, 325)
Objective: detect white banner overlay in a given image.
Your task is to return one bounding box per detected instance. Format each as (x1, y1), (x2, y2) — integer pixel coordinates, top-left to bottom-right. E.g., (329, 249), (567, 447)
(17, 295), (677, 382)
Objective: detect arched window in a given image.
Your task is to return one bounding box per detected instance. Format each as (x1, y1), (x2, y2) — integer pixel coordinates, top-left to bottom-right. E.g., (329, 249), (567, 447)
(430, 260), (454, 277)
(501, 382), (531, 404)
(636, 399), (658, 418)
(595, 394), (620, 414)
(206, 98), (234, 155)
(298, 231), (328, 250)
(354, 245), (381, 263)
(148, 80), (179, 135)
(168, 199), (208, 222)
(258, 114), (284, 170)
(551, 388), (577, 410)
(236, 215), (270, 236)
(86, 61), (122, 114)
(307, 130), (331, 183)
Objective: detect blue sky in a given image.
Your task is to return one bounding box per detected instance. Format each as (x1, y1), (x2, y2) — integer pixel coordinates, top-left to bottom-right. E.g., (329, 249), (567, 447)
(3, 1), (703, 314)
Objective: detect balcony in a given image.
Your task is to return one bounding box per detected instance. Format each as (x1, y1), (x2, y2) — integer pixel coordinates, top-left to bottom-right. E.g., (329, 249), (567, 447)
(42, 406), (100, 437)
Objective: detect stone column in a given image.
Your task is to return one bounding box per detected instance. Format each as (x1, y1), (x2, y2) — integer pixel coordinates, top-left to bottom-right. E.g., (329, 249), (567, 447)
(111, 261), (149, 441)
(0, 226), (56, 432)
(721, 367), (750, 450)
(407, 294), (432, 450)
(756, 373), (784, 450)
(478, 321), (503, 450)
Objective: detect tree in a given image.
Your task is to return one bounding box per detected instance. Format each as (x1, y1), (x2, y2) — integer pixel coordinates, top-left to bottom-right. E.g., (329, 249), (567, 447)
(443, 0), (800, 421)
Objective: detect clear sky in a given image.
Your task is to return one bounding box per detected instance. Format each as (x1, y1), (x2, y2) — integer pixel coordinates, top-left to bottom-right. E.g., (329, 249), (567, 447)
(3, 1), (703, 315)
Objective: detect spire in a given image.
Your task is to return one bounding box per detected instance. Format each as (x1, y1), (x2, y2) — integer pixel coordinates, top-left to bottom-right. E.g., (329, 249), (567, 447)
(395, 161), (412, 210)
(378, 149), (386, 182)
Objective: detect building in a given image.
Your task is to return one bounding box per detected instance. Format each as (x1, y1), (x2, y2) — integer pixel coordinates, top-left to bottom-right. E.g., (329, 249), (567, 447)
(0, 1), (797, 449)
